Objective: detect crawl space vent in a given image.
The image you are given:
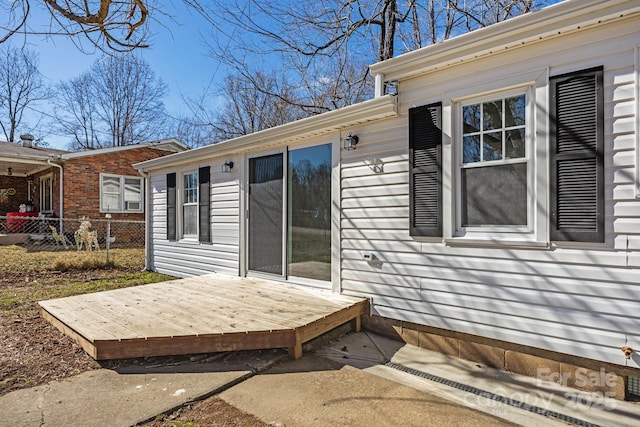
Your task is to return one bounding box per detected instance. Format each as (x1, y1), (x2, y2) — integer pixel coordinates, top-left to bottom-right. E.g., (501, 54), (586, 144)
(628, 376), (640, 398)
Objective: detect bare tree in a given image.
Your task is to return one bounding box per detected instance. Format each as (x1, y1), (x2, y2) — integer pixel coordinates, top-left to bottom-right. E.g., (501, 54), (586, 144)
(55, 55), (168, 150)
(211, 72), (306, 141)
(1, 0), (152, 52)
(195, 0), (554, 127)
(174, 72), (308, 145)
(170, 114), (215, 149)
(0, 45), (49, 143)
(55, 72), (101, 149)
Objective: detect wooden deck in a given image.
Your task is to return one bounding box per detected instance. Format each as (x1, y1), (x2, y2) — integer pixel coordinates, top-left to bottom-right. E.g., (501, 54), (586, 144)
(39, 274), (369, 360)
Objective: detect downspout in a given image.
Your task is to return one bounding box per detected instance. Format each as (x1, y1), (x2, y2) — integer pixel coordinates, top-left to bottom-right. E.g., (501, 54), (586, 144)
(47, 157), (64, 234)
(374, 72), (385, 98)
(137, 167), (152, 272)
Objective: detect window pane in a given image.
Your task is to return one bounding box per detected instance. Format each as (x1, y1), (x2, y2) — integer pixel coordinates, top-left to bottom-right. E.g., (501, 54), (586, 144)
(182, 172), (198, 236)
(288, 144), (332, 281)
(505, 95), (526, 127)
(461, 163), (527, 226)
(463, 135), (481, 163)
(506, 129), (526, 159)
(41, 177), (52, 211)
(460, 93), (528, 231)
(102, 194), (120, 211)
(483, 132), (503, 161)
(101, 176), (122, 211)
(483, 100), (502, 130)
(102, 176), (120, 193)
(183, 173), (198, 203)
(124, 178), (141, 202)
(463, 104), (481, 133)
(183, 205), (197, 235)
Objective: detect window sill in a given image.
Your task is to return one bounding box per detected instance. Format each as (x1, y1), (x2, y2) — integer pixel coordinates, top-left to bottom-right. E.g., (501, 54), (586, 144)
(178, 236), (207, 245)
(99, 211), (143, 214)
(444, 236), (549, 249)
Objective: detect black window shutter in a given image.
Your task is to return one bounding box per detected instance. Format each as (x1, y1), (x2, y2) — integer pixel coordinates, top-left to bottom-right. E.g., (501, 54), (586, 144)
(409, 102), (443, 237)
(166, 173), (177, 241)
(198, 166), (211, 243)
(550, 67), (604, 242)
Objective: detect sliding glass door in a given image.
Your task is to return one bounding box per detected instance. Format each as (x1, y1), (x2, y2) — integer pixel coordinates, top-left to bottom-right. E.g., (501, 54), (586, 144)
(248, 144), (332, 282)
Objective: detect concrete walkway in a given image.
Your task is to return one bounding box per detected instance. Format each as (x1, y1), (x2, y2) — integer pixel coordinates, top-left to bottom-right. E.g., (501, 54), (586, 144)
(1, 332), (639, 426)
(0, 352), (280, 427)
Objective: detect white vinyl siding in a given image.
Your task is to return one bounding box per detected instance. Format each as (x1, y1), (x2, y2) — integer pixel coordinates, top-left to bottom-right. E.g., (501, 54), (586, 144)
(149, 165), (240, 277)
(340, 16), (640, 369)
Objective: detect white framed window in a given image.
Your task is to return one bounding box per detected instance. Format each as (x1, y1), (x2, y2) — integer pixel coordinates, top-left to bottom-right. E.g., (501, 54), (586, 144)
(182, 171), (198, 238)
(444, 68), (548, 246)
(166, 166), (210, 243)
(457, 89), (531, 234)
(100, 174), (143, 213)
(40, 174), (53, 213)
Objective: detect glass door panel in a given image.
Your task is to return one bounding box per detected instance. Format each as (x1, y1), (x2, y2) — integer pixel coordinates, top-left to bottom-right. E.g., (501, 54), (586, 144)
(287, 144), (332, 281)
(248, 154), (284, 275)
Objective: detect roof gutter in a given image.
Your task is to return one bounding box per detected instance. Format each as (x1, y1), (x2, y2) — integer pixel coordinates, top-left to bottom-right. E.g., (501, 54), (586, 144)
(370, 0), (640, 83)
(134, 94), (398, 172)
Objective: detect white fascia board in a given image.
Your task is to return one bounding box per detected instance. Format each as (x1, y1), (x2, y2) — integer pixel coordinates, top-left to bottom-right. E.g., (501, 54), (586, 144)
(370, 0), (640, 83)
(134, 94), (398, 172)
(0, 154), (52, 164)
(61, 138), (187, 160)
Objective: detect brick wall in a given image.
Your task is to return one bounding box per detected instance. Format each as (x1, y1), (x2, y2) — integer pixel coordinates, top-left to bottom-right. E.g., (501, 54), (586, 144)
(62, 147), (174, 220)
(0, 176), (30, 215)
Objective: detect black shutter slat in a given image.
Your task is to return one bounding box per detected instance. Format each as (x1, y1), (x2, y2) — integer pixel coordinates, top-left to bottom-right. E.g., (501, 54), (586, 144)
(166, 173), (177, 241)
(410, 102), (442, 237)
(198, 166), (211, 243)
(550, 67), (604, 242)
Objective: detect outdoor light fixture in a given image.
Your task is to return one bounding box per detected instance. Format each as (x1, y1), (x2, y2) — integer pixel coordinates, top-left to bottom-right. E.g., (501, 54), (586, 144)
(222, 161), (234, 173)
(343, 134), (359, 150)
(7, 167), (12, 176)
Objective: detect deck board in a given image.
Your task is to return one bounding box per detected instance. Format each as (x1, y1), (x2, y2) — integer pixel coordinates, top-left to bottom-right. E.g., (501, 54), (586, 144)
(39, 274), (369, 360)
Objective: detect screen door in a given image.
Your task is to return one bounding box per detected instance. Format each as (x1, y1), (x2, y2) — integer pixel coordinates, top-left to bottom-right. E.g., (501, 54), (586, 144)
(248, 153), (284, 275)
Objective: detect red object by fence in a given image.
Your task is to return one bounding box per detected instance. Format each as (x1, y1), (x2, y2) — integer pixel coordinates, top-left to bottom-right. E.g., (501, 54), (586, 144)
(6, 211), (38, 232)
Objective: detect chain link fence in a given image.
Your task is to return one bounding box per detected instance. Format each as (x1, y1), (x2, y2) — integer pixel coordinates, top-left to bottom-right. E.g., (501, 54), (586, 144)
(0, 216), (146, 277)
(0, 216), (144, 251)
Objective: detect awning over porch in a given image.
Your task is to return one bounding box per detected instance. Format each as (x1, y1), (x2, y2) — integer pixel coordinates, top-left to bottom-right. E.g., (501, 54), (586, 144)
(0, 140), (67, 178)
(39, 274), (370, 360)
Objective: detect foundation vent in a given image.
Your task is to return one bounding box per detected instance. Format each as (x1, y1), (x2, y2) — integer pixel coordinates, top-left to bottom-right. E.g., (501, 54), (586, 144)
(628, 376), (640, 399)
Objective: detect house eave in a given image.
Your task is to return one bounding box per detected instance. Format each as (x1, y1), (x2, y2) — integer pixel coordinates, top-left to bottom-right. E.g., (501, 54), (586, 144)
(370, 0), (640, 83)
(134, 94), (398, 172)
(61, 138), (188, 160)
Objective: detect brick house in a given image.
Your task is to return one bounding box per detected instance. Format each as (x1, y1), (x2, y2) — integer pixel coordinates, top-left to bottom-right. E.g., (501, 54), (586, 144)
(0, 138), (187, 220)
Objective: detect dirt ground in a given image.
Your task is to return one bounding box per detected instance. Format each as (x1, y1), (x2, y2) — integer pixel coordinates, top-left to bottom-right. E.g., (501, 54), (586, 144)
(0, 267), (270, 427)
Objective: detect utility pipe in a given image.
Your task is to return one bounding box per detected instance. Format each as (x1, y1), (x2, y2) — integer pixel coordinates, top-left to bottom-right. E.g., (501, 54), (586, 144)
(47, 157), (64, 234)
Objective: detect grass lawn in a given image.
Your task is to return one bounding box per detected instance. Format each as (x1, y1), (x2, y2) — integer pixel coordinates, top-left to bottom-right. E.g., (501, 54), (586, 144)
(0, 245), (174, 395)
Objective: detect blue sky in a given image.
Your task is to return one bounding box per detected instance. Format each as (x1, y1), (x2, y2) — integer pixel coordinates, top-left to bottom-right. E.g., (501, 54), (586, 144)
(15, 2), (224, 149)
(13, 1), (564, 150)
